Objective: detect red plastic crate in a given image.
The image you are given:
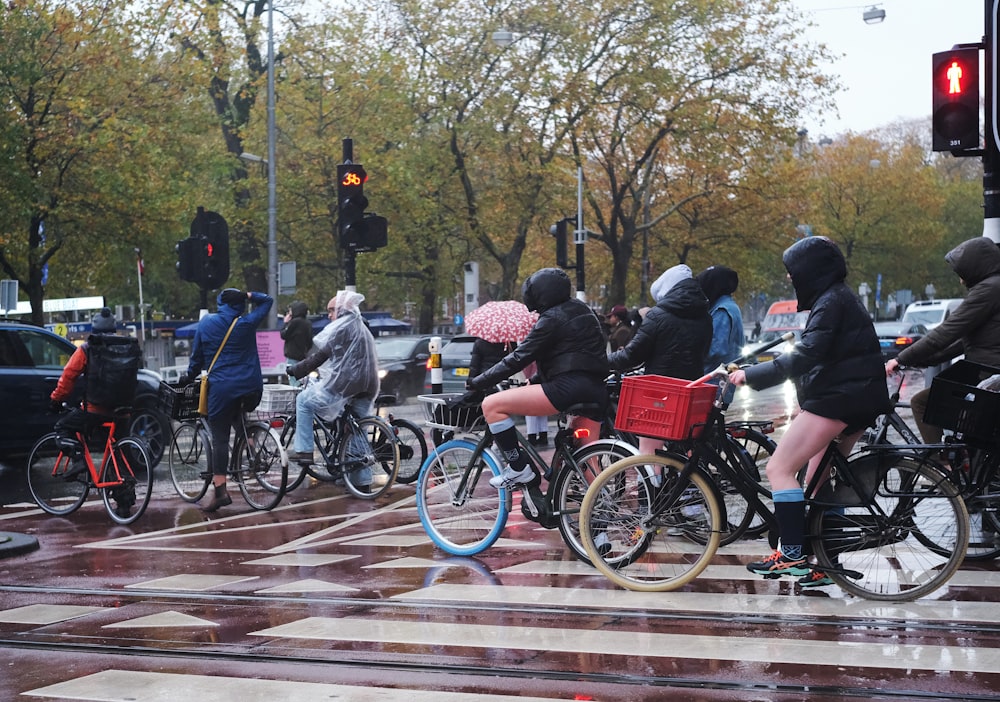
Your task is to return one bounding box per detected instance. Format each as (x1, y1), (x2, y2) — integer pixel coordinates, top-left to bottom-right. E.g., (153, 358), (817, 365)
(614, 375), (717, 440)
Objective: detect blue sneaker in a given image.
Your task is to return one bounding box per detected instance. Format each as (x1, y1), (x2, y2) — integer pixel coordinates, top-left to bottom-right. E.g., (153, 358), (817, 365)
(797, 570), (834, 588)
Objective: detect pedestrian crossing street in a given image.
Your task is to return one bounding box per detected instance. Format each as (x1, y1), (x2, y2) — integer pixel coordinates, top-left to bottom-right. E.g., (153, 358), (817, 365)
(3, 487), (1000, 699)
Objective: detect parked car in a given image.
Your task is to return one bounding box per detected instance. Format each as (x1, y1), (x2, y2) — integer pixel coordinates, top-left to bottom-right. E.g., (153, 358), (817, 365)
(0, 322), (170, 464)
(424, 335), (478, 394)
(375, 334), (449, 402)
(874, 321), (929, 360)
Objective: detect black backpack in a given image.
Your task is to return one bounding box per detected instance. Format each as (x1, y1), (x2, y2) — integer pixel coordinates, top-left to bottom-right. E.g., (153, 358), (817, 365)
(85, 335), (141, 408)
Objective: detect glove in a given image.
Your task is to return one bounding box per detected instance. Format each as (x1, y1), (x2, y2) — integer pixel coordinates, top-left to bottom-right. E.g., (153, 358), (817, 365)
(447, 390), (483, 411)
(49, 400), (64, 413)
(466, 373), (487, 392)
(178, 374), (192, 386)
(286, 362), (304, 380)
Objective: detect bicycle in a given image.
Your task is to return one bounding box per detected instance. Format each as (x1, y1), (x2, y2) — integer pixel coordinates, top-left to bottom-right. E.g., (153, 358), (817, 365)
(579, 337), (970, 601)
(606, 369), (777, 546)
(853, 365), (1000, 561)
(164, 382), (289, 510)
(277, 387), (400, 498)
(27, 406), (153, 525)
(375, 394), (427, 485)
(414, 389), (638, 562)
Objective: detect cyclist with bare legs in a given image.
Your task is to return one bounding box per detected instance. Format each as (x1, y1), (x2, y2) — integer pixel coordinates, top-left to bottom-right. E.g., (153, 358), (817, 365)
(728, 237), (890, 588)
(467, 268), (609, 520)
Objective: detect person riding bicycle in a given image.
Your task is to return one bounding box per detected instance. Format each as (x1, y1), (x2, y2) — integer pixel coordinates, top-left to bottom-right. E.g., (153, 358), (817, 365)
(608, 263), (712, 456)
(466, 268), (609, 518)
(885, 236), (1000, 444)
(185, 288), (273, 512)
(50, 306), (141, 518)
(728, 236), (890, 589)
(287, 289), (379, 492)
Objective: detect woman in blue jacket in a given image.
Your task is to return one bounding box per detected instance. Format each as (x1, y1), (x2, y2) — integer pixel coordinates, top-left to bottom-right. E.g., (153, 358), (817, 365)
(187, 288), (273, 511)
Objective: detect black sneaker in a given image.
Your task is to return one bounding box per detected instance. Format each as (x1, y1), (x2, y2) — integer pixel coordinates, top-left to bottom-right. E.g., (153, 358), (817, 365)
(64, 457), (88, 479)
(746, 549), (811, 578)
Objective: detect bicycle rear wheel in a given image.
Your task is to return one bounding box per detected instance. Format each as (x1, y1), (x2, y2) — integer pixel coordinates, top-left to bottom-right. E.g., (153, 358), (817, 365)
(390, 417), (427, 485)
(553, 439), (638, 564)
(809, 455), (968, 601)
(235, 423), (288, 510)
(102, 436), (153, 525)
(416, 440), (509, 555)
(26, 433), (90, 515)
(339, 416), (398, 499)
(168, 422), (211, 502)
(580, 453), (722, 592)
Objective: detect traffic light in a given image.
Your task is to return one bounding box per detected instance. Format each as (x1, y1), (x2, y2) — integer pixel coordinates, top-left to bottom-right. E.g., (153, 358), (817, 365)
(187, 207), (230, 290)
(932, 48), (980, 152)
(337, 163), (369, 250)
(336, 163), (389, 252)
(549, 217), (575, 268)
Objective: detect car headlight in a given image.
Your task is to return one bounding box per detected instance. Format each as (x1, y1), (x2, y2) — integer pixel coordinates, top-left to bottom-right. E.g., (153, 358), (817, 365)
(378, 369), (388, 379)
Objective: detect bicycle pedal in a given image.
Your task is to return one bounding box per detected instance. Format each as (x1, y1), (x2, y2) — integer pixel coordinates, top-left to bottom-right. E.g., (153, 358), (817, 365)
(762, 573), (783, 580)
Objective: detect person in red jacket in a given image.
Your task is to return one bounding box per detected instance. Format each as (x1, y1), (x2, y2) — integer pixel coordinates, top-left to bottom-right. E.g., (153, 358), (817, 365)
(50, 307), (139, 518)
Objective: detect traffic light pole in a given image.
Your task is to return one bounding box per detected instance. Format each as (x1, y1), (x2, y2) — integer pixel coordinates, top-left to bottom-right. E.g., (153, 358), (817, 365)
(342, 138), (358, 292)
(985, 0), (1000, 243)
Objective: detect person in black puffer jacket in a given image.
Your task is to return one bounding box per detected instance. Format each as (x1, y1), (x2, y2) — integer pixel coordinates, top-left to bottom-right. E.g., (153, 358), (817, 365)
(609, 263), (712, 455)
(467, 268), (609, 509)
(729, 236), (890, 589)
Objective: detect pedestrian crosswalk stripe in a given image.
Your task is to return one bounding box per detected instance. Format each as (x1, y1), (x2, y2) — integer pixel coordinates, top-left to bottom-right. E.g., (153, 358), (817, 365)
(250, 615), (1000, 674)
(391, 583), (1000, 624)
(26, 669), (564, 701)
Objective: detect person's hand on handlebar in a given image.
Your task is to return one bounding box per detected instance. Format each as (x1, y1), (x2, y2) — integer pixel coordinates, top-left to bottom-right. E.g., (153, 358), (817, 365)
(728, 368), (747, 387)
(885, 358), (901, 377)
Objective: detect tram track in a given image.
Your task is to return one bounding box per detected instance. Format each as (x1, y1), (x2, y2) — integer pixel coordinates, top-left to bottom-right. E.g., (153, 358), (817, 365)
(3, 582), (998, 637)
(1, 636), (997, 701)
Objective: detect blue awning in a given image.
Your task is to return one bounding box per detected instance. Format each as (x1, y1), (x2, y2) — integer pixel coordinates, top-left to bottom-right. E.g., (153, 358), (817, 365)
(174, 321), (200, 339)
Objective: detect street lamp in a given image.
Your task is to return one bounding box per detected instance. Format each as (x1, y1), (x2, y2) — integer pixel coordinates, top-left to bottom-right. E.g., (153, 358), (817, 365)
(862, 6), (885, 24)
(491, 29), (514, 47)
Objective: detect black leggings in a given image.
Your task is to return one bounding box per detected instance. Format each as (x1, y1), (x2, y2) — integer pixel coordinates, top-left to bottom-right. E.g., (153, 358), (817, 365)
(206, 390), (262, 477)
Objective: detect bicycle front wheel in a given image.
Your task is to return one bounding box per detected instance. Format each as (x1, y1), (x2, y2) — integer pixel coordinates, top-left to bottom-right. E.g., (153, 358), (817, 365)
(810, 455), (969, 601)
(235, 423), (288, 510)
(27, 433), (90, 515)
(102, 437), (153, 525)
(553, 439), (638, 564)
(416, 440), (509, 555)
(580, 453), (722, 592)
(168, 422), (212, 502)
(390, 418), (427, 485)
(339, 416), (398, 499)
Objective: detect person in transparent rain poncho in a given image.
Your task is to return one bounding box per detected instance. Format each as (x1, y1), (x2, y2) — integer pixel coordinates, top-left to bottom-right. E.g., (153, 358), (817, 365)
(287, 289), (380, 488)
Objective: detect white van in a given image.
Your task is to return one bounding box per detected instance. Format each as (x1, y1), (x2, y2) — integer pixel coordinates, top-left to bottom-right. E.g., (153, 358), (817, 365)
(900, 299), (963, 330)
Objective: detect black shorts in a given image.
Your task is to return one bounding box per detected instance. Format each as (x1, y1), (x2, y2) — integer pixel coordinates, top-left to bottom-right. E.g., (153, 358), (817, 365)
(540, 372), (608, 422)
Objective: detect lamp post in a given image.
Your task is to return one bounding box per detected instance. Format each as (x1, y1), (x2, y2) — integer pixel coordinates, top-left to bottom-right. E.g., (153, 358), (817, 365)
(265, 0), (277, 327)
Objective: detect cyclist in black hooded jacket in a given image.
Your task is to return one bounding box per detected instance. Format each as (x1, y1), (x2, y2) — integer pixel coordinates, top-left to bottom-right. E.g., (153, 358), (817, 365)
(729, 236), (889, 589)
(467, 268), (609, 512)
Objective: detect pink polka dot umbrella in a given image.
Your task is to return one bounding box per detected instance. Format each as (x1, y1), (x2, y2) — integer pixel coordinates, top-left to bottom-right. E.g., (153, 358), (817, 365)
(464, 300), (539, 343)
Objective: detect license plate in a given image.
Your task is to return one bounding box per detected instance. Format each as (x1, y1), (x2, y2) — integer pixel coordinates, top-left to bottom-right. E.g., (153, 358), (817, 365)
(454, 367), (469, 377)
(757, 353), (776, 363)
(879, 340), (891, 348)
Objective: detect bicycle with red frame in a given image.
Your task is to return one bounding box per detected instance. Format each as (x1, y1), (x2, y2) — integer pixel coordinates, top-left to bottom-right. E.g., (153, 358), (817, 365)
(27, 405), (154, 525)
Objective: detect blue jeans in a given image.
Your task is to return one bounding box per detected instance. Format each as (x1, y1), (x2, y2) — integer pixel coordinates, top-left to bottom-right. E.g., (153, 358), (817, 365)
(293, 387), (374, 485)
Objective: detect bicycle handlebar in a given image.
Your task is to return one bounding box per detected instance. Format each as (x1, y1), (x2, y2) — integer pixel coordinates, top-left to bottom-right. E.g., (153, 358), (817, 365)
(685, 331), (796, 388)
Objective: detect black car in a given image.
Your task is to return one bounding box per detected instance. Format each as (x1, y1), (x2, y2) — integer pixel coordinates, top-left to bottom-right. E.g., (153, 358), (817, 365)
(874, 321), (928, 360)
(0, 322), (170, 463)
(375, 334), (449, 402)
